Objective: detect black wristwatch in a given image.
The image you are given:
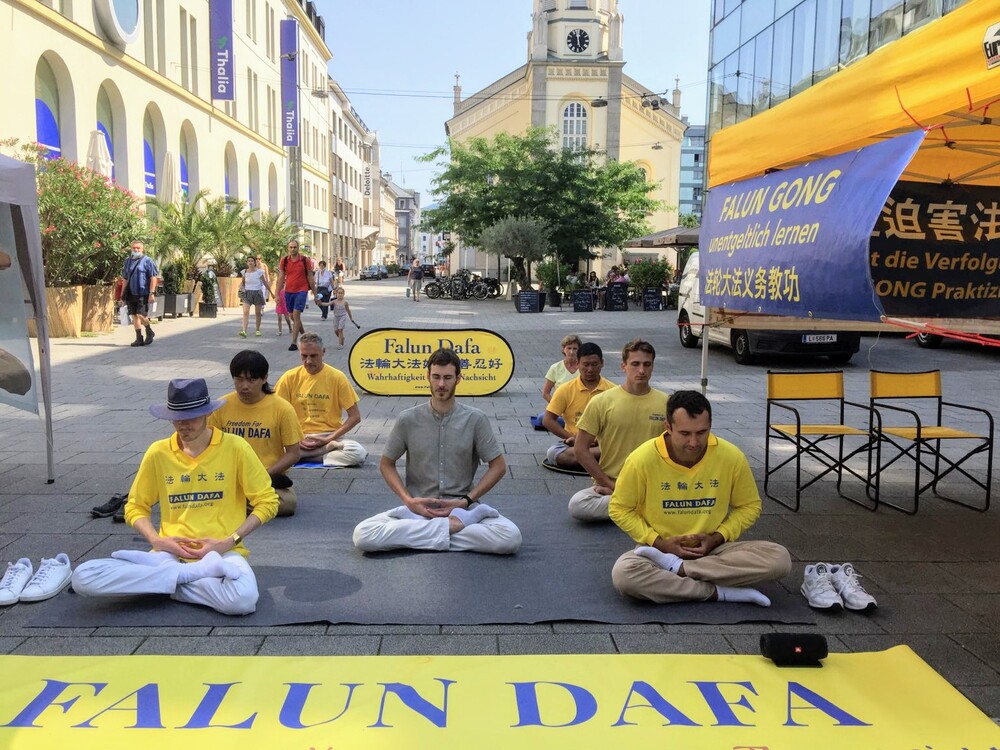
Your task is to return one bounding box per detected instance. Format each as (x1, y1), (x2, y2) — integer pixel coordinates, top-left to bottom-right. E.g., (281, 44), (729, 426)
(460, 494), (475, 507)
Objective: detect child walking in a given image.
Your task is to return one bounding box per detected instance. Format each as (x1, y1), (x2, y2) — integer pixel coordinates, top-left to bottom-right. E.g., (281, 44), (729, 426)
(330, 287), (358, 349)
(275, 283), (293, 336)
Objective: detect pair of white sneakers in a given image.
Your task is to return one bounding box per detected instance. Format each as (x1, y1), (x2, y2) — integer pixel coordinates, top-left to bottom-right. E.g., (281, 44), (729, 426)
(801, 562), (878, 612)
(0, 554), (73, 606)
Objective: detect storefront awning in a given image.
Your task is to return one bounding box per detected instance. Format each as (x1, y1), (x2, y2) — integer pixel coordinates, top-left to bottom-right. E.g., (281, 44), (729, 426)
(624, 225), (700, 248)
(709, 0), (1000, 189)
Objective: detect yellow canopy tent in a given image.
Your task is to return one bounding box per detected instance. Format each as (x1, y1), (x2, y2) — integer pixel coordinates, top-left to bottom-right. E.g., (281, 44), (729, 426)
(710, 0), (1000, 190)
(705, 0), (1000, 337)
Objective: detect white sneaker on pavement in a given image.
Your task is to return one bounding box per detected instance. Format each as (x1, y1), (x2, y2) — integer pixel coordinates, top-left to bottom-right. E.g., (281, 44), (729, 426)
(830, 563), (878, 612)
(19, 554), (72, 602)
(0, 558), (33, 606)
(801, 562), (843, 610)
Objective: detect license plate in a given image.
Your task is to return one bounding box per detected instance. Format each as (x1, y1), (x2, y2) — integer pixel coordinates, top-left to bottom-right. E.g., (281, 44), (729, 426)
(803, 334), (837, 343)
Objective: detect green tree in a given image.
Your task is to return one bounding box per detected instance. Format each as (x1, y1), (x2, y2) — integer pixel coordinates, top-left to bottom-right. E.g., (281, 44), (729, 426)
(478, 215), (551, 292)
(679, 212), (700, 228)
(420, 128), (660, 267)
(245, 211), (298, 270)
(200, 197), (249, 276)
(145, 189), (211, 282)
(5, 142), (148, 287)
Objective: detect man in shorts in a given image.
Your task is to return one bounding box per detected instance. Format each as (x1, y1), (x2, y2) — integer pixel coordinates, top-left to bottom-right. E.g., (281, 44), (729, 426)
(121, 240), (159, 348)
(275, 240), (315, 352)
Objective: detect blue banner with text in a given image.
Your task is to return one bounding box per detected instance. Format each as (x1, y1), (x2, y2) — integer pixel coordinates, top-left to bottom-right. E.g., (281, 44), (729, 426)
(701, 130), (925, 321)
(209, 0), (234, 101)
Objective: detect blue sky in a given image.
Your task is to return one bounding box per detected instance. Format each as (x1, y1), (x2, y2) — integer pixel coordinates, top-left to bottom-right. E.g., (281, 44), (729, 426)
(318, 1), (710, 199)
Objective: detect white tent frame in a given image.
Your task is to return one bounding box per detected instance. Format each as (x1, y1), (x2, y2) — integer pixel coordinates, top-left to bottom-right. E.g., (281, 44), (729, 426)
(0, 154), (55, 482)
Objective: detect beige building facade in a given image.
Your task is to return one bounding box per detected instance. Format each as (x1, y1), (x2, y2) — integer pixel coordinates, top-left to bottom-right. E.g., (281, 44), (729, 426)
(2, 0), (342, 259)
(445, 0), (685, 274)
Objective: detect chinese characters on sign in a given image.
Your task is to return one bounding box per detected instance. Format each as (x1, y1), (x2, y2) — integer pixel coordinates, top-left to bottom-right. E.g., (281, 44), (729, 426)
(349, 329), (515, 396)
(870, 181), (1000, 318)
(700, 131), (925, 321)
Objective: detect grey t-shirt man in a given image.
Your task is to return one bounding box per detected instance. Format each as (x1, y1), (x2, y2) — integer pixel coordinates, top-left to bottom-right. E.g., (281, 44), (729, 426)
(384, 401), (500, 499)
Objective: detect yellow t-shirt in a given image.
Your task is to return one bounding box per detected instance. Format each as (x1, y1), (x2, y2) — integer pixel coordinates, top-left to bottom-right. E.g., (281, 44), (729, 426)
(208, 392), (303, 471)
(124, 428), (279, 558)
(545, 376), (617, 435)
(609, 433), (762, 546)
(275, 364), (359, 433)
(576, 386), (668, 479)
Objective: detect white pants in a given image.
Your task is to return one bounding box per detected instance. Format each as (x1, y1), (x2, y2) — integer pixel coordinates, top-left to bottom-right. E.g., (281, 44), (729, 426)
(71, 551), (258, 616)
(568, 485), (611, 521)
(353, 506), (522, 554)
(321, 438), (368, 467)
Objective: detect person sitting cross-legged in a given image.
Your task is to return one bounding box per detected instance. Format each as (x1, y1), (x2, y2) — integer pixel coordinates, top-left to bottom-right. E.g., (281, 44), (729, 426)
(568, 339), (668, 521)
(71, 378), (279, 615)
(542, 342), (616, 469)
(275, 332), (367, 467)
(610, 390), (791, 607)
(210, 350), (303, 516)
(353, 348), (521, 554)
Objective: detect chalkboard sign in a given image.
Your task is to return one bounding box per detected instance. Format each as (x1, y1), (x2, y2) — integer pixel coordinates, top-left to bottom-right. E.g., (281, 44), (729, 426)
(642, 287), (662, 311)
(606, 283), (628, 312)
(571, 290), (594, 312)
(516, 290), (543, 313)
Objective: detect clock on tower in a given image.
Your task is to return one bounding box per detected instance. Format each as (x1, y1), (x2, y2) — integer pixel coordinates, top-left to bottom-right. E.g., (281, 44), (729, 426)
(566, 28), (590, 53)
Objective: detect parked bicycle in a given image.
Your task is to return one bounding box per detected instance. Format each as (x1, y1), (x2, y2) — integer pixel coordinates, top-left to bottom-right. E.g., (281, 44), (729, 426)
(421, 270), (504, 301)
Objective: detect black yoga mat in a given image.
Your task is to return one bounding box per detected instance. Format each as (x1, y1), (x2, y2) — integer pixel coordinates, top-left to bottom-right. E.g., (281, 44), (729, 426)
(27, 494), (813, 627)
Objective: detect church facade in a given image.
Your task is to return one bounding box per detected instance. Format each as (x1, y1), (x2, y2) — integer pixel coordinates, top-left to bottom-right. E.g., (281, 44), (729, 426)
(444, 0), (686, 275)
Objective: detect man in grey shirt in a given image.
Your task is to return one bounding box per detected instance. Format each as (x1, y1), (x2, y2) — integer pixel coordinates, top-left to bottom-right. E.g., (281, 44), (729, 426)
(353, 348), (521, 554)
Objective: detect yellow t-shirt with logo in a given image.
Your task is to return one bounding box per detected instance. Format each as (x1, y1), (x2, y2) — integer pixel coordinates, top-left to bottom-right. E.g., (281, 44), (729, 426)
(123, 428), (278, 558)
(576, 386), (668, 479)
(209, 392), (303, 471)
(275, 364), (359, 433)
(545, 376), (617, 435)
(609, 433), (762, 546)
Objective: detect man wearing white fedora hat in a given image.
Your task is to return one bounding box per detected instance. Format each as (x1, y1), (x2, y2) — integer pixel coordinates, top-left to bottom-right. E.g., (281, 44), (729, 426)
(72, 378), (279, 615)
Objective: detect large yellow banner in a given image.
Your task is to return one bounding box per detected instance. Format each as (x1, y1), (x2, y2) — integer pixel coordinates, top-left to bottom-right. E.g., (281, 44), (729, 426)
(348, 328), (514, 396)
(0, 648), (997, 749)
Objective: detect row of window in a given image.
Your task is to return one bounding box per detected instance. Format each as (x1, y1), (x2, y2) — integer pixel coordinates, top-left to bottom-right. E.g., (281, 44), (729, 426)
(708, 0), (968, 137)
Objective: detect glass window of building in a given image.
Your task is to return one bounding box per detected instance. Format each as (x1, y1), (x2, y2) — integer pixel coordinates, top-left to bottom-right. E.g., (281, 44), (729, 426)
(903, 0), (942, 34)
(741, 0), (775, 41)
(562, 102), (588, 151)
(722, 51), (739, 129)
(870, 0), (904, 51)
(737, 39), (755, 124)
(708, 64), (725, 135)
(712, 7), (742, 64)
(840, 0), (871, 66)
(770, 11), (793, 108)
(142, 110), (157, 197)
(34, 58), (61, 159)
(814, 0), (841, 84)
(775, 0), (799, 16)
(790, 0), (817, 96)
(752, 26), (773, 115)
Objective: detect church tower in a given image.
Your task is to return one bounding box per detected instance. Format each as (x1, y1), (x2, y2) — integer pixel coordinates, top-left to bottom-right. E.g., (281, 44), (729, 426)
(526, 0), (625, 158)
(445, 1), (685, 269)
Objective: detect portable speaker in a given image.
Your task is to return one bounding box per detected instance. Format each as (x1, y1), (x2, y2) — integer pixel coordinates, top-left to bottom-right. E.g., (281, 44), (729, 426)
(759, 633), (828, 668)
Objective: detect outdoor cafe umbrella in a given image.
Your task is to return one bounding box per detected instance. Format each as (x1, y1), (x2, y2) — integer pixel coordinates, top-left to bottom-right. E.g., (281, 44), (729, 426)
(158, 151), (180, 205)
(85, 129), (113, 178)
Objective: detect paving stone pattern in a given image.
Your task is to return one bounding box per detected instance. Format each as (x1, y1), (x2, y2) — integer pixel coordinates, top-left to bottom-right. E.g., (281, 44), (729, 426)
(1, 277), (998, 718)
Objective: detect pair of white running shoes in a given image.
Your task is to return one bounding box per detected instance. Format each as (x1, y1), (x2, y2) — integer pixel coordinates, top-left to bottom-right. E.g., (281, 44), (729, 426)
(801, 562), (878, 612)
(0, 554), (72, 606)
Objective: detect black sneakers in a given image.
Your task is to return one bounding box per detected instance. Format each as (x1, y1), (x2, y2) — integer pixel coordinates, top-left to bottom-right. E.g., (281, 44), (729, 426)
(91, 494), (126, 518)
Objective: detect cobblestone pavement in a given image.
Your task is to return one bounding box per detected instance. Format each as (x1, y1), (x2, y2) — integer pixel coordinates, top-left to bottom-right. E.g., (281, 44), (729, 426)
(1, 276), (998, 718)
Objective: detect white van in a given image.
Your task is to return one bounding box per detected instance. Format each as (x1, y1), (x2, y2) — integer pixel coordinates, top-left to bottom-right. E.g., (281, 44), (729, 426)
(676, 252), (861, 365)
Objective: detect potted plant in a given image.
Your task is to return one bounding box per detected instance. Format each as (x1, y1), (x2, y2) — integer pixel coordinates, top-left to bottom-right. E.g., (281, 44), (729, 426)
(159, 263), (193, 318)
(535, 259), (573, 307)
(626, 257), (674, 311)
(8, 143), (148, 336)
(198, 271), (218, 318)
